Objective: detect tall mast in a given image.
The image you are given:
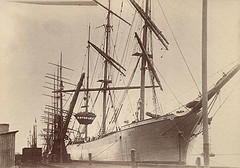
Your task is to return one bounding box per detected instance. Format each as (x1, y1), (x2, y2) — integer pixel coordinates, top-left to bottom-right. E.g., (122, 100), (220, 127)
(59, 53), (64, 163)
(140, 0), (149, 121)
(46, 108), (50, 152)
(102, 0), (111, 135)
(85, 24), (91, 139)
(202, 0), (210, 167)
(52, 73), (56, 161)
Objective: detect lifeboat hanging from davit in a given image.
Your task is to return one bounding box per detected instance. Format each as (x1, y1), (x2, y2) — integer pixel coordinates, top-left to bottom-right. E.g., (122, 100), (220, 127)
(74, 112), (96, 125)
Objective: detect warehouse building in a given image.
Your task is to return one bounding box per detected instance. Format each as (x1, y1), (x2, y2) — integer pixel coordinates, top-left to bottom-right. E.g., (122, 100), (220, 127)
(0, 124), (18, 167)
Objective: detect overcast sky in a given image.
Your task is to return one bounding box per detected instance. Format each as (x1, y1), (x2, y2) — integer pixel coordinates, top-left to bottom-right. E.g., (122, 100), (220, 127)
(0, 0), (240, 166)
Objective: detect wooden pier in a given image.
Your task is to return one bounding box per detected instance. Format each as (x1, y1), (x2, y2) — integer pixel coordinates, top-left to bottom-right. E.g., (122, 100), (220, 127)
(34, 161), (239, 168)
(17, 151), (240, 168)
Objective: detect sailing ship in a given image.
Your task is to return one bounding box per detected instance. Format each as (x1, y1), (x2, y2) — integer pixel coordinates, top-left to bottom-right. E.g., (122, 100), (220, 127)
(66, 65), (240, 164)
(63, 0), (240, 164)
(35, 0), (240, 165)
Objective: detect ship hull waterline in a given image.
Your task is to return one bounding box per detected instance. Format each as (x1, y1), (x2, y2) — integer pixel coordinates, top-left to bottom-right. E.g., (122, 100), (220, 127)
(67, 111), (201, 164)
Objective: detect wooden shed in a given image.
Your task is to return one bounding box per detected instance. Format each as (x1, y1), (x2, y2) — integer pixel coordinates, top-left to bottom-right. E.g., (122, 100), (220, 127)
(0, 124), (18, 167)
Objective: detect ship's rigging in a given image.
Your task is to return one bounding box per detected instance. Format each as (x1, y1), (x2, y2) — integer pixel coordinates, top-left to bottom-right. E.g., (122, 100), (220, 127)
(17, 0), (239, 164)
(40, 0), (240, 139)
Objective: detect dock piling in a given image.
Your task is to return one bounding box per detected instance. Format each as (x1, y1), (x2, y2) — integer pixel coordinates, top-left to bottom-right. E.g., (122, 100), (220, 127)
(88, 153), (92, 166)
(131, 149), (137, 168)
(196, 157), (201, 168)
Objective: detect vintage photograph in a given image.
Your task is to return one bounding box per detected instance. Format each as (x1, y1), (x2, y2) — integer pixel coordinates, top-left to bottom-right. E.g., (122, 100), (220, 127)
(0, 0), (239, 167)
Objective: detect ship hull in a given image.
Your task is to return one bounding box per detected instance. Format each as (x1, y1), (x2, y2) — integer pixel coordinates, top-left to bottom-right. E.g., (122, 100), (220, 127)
(67, 111), (201, 164)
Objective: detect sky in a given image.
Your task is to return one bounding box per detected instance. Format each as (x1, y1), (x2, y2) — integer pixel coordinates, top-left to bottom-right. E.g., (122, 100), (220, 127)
(0, 0), (240, 167)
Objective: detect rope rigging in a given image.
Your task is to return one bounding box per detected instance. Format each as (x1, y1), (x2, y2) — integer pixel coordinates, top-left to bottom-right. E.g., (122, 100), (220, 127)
(106, 5), (143, 125)
(155, 65), (188, 111)
(161, 59), (240, 110)
(68, 0), (240, 139)
(110, 57), (141, 123)
(211, 77), (240, 118)
(146, 0), (163, 115)
(157, 0), (201, 95)
(112, 1), (124, 60)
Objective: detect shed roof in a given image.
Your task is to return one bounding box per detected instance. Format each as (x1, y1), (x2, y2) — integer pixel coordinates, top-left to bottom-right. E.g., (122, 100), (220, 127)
(0, 131), (18, 136)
